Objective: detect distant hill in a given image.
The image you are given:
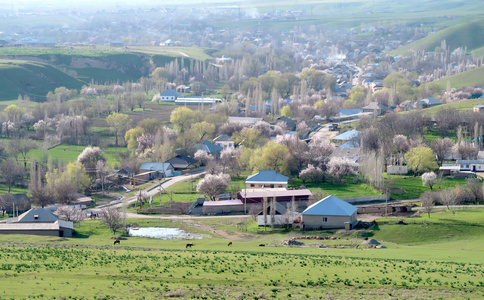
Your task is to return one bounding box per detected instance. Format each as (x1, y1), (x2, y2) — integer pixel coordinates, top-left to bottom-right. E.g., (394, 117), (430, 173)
(391, 19), (484, 56)
(0, 46), (215, 101)
(0, 60), (84, 101)
(433, 66), (484, 89)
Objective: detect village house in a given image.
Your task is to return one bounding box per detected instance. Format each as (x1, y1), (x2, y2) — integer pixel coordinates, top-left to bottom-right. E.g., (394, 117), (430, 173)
(331, 130), (360, 146)
(245, 170), (288, 189)
(159, 89), (181, 101)
(213, 134), (235, 150)
(301, 195), (358, 230)
(0, 208), (74, 237)
(193, 140), (224, 158)
(416, 97), (442, 109)
(165, 154), (198, 171)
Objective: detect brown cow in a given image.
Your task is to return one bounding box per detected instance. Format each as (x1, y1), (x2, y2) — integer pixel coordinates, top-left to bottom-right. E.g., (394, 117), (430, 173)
(113, 240), (120, 245)
(186, 243), (194, 248)
(228, 242), (232, 246)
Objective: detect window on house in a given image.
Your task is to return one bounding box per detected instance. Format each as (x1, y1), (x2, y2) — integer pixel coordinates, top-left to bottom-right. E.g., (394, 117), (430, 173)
(271, 184), (274, 188)
(250, 184), (254, 187)
(34, 215), (39, 220)
(322, 217), (328, 222)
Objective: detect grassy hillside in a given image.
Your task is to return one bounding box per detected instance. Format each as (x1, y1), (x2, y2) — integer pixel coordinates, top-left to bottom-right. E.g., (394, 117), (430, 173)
(391, 18), (484, 56)
(0, 46), (214, 100)
(0, 60), (84, 101)
(433, 66), (484, 89)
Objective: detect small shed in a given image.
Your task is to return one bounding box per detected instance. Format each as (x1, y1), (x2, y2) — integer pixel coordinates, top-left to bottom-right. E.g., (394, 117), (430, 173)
(302, 195), (358, 229)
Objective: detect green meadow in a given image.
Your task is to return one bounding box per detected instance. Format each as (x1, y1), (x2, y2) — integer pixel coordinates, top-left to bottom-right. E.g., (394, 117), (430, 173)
(1, 208), (484, 298)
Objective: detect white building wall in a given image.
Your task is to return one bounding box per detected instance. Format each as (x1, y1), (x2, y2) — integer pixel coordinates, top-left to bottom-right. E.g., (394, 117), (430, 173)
(302, 212), (357, 229)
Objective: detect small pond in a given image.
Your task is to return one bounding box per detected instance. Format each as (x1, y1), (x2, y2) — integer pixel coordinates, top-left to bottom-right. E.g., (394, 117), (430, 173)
(128, 227), (204, 240)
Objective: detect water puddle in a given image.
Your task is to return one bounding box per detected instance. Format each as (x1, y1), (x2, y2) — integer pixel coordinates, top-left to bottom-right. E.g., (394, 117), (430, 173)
(128, 227), (204, 240)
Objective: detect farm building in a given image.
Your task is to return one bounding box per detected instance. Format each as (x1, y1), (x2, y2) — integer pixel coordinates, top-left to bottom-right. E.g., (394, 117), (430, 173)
(202, 199), (244, 215)
(0, 208), (74, 237)
(165, 155), (197, 171)
(175, 97), (222, 105)
(238, 189), (312, 208)
(139, 162), (174, 177)
(302, 195), (358, 229)
(245, 170), (289, 189)
(257, 201), (300, 227)
(473, 105), (484, 113)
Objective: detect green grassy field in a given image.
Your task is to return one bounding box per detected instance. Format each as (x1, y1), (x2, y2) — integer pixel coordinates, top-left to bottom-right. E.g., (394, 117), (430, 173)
(420, 97), (484, 115)
(0, 59), (84, 101)
(26, 144), (126, 167)
(433, 66), (484, 89)
(390, 18), (484, 56)
(1, 208), (484, 298)
(388, 175), (467, 200)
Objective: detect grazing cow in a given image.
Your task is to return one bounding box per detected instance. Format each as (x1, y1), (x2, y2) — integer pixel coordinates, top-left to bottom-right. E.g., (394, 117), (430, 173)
(186, 243), (194, 248)
(228, 242), (232, 246)
(113, 240), (120, 245)
(259, 244), (265, 247)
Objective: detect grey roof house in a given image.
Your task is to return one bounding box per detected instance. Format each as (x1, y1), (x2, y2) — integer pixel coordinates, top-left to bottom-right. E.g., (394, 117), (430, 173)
(0, 208), (74, 237)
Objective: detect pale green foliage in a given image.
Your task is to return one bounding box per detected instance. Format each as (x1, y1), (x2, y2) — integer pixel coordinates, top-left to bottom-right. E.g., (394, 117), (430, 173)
(404, 146), (438, 173)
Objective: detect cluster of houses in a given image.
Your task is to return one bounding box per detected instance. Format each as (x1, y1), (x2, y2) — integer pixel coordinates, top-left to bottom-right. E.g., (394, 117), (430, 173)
(190, 169), (358, 230)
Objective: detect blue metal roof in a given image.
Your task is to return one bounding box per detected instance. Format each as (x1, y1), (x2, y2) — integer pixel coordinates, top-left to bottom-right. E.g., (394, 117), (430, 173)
(160, 89), (181, 97)
(195, 140), (224, 154)
(331, 130), (360, 141)
(139, 162), (172, 172)
(246, 170), (288, 183)
(302, 195), (357, 216)
(339, 109), (362, 116)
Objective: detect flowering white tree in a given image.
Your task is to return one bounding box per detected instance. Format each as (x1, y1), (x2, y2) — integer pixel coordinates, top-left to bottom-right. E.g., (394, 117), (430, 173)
(194, 150), (214, 165)
(136, 133), (155, 154)
(196, 173), (231, 201)
(299, 164), (323, 183)
(422, 171), (437, 190)
(151, 94), (162, 102)
(327, 157), (356, 181)
(220, 148), (240, 174)
(77, 146), (106, 178)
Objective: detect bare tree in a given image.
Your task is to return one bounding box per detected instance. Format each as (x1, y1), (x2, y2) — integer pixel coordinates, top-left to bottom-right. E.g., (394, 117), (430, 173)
(431, 138), (455, 166)
(439, 188), (459, 214)
(100, 206), (123, 235)
(465, 178), (483, 204)
(0, 159), (24, 193)
(420, 191), (435, 218)
(56, 206), (83, 224)
(9, 138), (37, 171)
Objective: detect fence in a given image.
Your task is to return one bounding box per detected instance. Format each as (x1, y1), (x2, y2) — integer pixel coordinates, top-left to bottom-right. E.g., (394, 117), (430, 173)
(341, 195), (390, 204)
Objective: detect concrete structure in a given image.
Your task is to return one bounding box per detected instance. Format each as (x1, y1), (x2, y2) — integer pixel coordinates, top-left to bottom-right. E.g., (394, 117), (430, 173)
(228, 116), (263, 125)
(387, 165), (408, 175)
(245, 170), (289, 189)
(202, 199), (244, 215)
(0, 208), (73, 237)
(238, 189), (312, 206)
(175, 97), (222, 105)
(302, 195), (358, 229)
